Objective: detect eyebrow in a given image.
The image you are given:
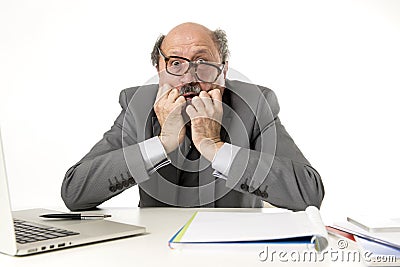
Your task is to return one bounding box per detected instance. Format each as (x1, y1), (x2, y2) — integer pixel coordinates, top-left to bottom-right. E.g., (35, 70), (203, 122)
(192, 49), (212, 55)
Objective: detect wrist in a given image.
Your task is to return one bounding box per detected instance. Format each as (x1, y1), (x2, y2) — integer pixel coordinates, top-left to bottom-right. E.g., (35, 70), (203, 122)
(198, 140), (224, 162)
(158, 135), (175, 154)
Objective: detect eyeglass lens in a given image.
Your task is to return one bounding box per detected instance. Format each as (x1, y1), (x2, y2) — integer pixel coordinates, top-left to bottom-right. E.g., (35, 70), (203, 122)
(166, 59), (220, 83)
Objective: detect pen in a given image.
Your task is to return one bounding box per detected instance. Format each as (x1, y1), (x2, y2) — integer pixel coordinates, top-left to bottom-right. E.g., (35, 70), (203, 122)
(39, 213), (112, 220)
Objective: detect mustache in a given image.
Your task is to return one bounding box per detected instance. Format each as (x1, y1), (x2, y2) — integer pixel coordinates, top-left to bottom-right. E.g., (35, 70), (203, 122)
(179, 83), (202, 96)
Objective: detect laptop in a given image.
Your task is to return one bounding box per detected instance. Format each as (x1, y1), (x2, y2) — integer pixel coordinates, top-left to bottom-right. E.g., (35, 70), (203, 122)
(0, 129), (146, 256)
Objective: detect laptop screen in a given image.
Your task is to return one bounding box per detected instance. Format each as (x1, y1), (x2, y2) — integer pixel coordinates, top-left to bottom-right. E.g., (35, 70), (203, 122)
(0, 129), (18, 255)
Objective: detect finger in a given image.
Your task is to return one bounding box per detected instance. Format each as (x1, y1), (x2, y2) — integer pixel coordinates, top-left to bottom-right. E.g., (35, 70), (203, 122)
(156, 84), (172, 100)
(208, 89), (223, 111)
(154, 90), (172, 109)
(208, 89), (222, 102)
(167, 88), (180, 102)
(199, 91), (214, 112)
(185, 104), (197, 119)
(191, 96), (206, 114)
(172, 96), (186, 114)
(155, 88), (173, 108)
(175, 95), (186, 105)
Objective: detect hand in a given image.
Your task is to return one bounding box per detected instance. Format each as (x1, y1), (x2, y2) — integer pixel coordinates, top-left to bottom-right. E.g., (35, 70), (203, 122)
(186, 90), (225, 161)
(154, 84), (186, 154)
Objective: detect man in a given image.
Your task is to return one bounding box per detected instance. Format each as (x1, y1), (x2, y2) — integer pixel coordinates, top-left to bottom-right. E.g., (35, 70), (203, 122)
(61, 22), (324, 211)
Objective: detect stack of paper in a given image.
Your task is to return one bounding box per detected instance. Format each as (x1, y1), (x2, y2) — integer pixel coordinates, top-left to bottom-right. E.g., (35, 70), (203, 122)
(169, 206), (328, 252)
(332, 221), (400, 266)
(347, 215), (400, 233)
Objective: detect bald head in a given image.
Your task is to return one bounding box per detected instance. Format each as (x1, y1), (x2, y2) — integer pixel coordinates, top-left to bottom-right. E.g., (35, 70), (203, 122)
(165, 22), (214, 40)
(162, 23), (217, 55)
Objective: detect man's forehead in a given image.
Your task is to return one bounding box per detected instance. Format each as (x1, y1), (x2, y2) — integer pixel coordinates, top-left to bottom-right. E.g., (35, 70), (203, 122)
(162, 38), (218, 60)
(166, 46), (214, 56)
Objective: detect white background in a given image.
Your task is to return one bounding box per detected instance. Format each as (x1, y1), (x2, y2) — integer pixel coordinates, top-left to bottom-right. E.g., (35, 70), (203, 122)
(1, 0), (399, 222)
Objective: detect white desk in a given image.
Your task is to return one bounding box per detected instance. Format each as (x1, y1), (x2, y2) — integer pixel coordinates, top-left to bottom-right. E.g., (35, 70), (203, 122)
(0, 208), (365, 267)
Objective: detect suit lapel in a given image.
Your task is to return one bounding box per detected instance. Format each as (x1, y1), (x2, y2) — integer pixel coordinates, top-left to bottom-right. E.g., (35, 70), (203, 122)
(221, 83), (254, 148)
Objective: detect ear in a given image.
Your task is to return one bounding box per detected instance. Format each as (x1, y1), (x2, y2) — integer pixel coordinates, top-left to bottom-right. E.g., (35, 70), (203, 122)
(156, 57), (164, 73)
(223, 61), (229, 79)
(156, 63), (163, 78)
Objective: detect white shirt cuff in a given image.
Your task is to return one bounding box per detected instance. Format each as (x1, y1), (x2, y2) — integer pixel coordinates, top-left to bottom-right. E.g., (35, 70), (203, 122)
(138, 137), (170, 174)
(211, 143), (241, 179)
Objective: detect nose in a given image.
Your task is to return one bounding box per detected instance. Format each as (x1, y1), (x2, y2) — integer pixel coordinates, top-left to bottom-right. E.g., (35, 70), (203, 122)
(179, 66), (197, 84)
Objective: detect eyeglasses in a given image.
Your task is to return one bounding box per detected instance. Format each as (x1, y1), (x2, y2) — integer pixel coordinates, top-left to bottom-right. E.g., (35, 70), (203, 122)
(158, 48), (225, 83)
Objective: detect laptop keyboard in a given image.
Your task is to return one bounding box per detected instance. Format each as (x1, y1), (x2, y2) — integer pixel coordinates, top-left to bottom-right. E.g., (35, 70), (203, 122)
(14, 219), (79, 244)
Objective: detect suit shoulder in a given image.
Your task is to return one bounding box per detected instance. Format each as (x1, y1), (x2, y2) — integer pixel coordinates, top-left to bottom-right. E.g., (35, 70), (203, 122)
(226, 79), (274, 95)
(118, 84), (158, 107)
(226, 79), (280, 115)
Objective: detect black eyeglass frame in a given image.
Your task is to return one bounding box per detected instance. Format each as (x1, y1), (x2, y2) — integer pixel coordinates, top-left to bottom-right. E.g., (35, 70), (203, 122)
(158, 47), (225, 83)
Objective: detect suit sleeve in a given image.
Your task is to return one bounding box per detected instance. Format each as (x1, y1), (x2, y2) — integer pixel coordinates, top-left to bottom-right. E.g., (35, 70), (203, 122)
(216, 89), (324, 211)
(61, 89), (157, 211)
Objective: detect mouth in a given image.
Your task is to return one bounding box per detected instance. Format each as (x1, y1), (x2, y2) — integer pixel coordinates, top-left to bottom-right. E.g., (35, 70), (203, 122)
(182, 92), (199, 100)
(179, 82), (202, 100)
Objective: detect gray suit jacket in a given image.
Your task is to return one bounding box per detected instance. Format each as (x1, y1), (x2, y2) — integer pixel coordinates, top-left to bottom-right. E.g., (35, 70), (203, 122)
(61, 80), (324, 211)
